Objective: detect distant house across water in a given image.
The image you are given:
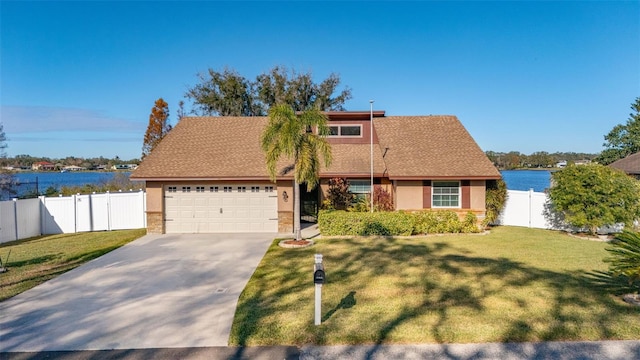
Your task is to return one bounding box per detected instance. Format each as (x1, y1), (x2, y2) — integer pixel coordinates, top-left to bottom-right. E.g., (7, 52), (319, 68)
(31, 161), (55, 171)
(112, 164), (138, 170)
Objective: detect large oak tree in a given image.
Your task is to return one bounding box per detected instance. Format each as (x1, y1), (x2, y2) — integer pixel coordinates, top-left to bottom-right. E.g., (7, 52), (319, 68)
(186, 66), (352, 116)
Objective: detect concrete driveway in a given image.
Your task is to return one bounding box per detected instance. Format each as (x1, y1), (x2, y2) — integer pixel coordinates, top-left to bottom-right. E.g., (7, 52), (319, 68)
(0, 233), (275, 352)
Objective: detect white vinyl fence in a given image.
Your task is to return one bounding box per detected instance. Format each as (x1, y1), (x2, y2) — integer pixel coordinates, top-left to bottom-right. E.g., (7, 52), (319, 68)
(0, 191), (146, 244)
(498, 189), (559, 229)
(497, 189), (624, 233)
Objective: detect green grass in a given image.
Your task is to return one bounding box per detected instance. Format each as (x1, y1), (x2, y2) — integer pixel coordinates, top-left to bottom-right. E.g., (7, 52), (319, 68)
(0, 229), (146, 301)
(230, 226), (640, 346)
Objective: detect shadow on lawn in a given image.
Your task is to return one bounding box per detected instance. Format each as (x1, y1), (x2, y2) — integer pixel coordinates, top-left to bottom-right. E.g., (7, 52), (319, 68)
(322, 291), (356, 322)
(230, 237), (640, 347)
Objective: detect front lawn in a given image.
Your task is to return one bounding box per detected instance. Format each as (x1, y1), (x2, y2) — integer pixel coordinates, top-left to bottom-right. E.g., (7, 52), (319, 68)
(230, 226), (640, 345)
(0, 229), (146, 301)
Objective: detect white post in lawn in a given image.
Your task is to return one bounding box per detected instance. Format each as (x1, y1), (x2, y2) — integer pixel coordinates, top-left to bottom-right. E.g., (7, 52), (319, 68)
(314, 253), (323, 326)
(370, 100), (374, 213)
(315, 283), (322, 325)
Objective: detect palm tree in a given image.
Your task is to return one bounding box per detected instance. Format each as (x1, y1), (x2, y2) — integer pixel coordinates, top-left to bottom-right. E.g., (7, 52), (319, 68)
(261, 104), (332, 240)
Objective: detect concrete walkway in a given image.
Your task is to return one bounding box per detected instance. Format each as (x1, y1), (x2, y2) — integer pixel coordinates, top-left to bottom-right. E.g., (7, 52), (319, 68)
(0, 233), (275, 352)
(2, 341), (639, 359)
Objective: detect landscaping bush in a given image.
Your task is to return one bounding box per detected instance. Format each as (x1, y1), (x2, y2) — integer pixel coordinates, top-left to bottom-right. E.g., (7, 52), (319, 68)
(318, 210), (480, 236)
(484, 178), (508, 226)
(323, 177), (354, 210)
(605, 230), (640, 295)
(412, 210), (480, 234)
(318, 210), (413, 236)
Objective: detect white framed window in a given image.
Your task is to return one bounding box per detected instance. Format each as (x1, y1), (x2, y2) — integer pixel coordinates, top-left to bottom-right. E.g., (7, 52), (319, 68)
(167, 186), (177, 193)
(196, 186), (205, 192)
(328, 124), (362, 137)
(238, 186), (246, 192)
(265, 186), (274, 192)
(210, 186), (219, 192)
(349, 180), (371, 200)
(432, 181), (460, 208)
(251, 186), (260, 192)
(182, 186), (191, 193)
(223, 186), (232, 192)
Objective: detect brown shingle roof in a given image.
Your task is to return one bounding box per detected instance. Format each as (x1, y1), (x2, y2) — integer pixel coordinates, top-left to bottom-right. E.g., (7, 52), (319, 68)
(320, 143), (387, 177)
(609, 152), (640, 175)
(132, 115), (500, 180)
(374, 116), (500, 179)
(132, 117), (279, 179)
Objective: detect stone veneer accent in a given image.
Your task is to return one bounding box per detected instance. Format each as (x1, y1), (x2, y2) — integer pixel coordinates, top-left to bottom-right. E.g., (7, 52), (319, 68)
(278, 211), (293, 233)
(146, 211), (164, 234)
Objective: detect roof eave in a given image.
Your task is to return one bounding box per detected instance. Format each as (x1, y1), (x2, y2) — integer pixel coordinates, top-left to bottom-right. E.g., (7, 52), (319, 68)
(388, 175), (502, 181)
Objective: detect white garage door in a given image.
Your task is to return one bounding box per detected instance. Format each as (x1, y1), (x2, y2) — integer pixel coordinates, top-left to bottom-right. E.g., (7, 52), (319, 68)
(164, 184), (278, 233)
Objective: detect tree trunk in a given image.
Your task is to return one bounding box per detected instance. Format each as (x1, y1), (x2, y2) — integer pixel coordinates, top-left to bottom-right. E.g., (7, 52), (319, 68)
(294, 179), (302, 240)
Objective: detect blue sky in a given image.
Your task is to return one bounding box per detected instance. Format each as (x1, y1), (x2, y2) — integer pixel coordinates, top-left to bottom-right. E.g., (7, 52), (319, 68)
(1, 1), (639, 160)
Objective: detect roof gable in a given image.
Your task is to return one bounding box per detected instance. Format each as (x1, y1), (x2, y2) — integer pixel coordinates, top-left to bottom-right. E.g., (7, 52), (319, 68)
(374, 116), (500, 179)
(132, 114), (500, 180)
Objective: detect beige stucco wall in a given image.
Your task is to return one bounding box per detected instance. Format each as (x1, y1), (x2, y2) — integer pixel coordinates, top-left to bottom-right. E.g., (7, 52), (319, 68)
(395, 180), (423, 210)
(276, 180), (294, 233)
(276, 180), (294, 213)
(145, 182), (164, 213)
(319, 180), (329, 204)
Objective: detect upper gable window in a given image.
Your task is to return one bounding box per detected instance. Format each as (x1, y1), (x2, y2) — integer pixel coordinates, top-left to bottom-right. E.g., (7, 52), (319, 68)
(328, 125), (362, 137)
(340, 126), (361, 136)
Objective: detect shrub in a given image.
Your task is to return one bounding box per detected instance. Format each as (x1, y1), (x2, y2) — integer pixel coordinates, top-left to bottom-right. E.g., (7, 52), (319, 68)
(349, 196), (370, 212)
(549, 164), (640, 234)
(605, 230), (640, 295)
(318, 210), (480, 236)
(372, 186), (394, 211)
(412, 210), (480, 234)
(324, 178), (354, 210)
(484, 179), (508, 226)
(318, 210), (413, 236)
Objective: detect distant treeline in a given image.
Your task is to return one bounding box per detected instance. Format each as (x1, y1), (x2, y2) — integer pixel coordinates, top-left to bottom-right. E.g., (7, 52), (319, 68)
(1, 152), (602, 171)
(486, 151), (599, 170)
(0, 155), (140, 169)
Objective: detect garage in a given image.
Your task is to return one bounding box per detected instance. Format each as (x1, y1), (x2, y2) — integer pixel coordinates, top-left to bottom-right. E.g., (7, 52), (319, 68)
(164, 184), (278, 233)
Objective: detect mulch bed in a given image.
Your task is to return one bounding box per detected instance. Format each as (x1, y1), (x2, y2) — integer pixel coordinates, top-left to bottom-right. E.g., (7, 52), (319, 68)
(278, 239), (314, 248)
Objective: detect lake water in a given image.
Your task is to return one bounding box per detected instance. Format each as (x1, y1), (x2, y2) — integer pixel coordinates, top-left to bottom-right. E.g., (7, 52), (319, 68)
(13, 172), (132, 194)
(500, 170), (551, 192)
(10, 170), (551, 195)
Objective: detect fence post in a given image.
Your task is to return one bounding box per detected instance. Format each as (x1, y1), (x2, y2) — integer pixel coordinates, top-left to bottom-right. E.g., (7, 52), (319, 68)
(106, 191), (112, 231)
(12, 198), (18, 241)
(528, 188), (534, 228)
(140, 190), (146, 228)
(88, 193), (94, 232)
(39, 196), (45, 235)
(73, 194), (78, 234)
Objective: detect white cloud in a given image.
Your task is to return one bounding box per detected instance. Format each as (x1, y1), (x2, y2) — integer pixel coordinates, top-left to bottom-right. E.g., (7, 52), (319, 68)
(0, 105), (143, 133)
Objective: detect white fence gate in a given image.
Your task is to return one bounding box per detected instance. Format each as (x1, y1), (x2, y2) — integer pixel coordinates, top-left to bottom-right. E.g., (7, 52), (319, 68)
(0, 191), (146, 244)
(498, 189), (557, 229)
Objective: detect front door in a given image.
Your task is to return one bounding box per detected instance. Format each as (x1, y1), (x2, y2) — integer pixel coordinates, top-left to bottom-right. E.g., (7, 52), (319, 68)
(300, 183), (319, 223)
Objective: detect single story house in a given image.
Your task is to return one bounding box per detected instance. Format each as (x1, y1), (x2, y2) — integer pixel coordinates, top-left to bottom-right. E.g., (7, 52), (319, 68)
(62, 165), (86, 172)
(32, 161), (55, 171)
(131, 111), (501, 234)
(609, 152), (640, 179)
